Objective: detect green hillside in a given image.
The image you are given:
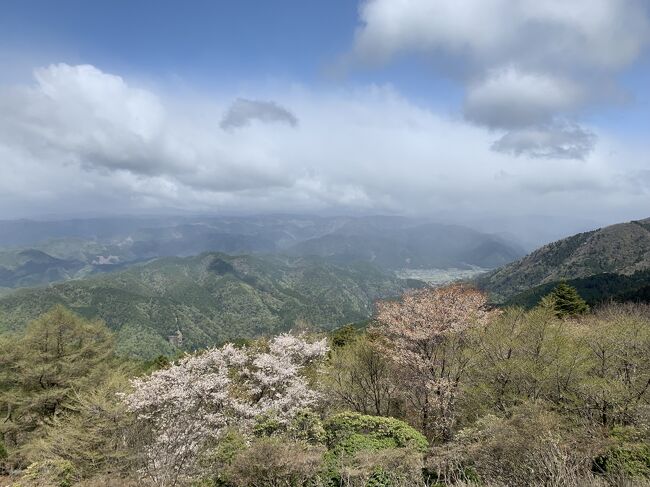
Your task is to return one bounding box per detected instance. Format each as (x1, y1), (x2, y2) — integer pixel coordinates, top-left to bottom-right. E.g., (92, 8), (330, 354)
(0, 253), (407, 359)
(506, 270), (650, 308)
(477, 218), (650, 302)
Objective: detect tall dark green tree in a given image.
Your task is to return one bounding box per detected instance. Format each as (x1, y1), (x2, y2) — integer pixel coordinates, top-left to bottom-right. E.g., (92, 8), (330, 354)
(545, 282), (589, 317)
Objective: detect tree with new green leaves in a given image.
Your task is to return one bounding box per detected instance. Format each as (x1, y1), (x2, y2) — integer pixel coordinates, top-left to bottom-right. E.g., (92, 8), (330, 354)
(323, 334), (399, 417)
(0, 306), (115, 463)
(545, 282), (589, 317)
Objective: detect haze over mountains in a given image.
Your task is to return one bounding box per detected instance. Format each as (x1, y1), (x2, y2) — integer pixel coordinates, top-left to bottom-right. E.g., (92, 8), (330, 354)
(0, 213), (524, 357)
(0, 215), (525, 290)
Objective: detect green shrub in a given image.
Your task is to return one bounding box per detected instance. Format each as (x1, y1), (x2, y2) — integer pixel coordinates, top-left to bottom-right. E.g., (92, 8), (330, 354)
(429, 403), (599, 486)
(593, 430), (650, 479)
(323, 412), (428, 486)
(252, 414), (283, 438)
(18, 459), (79, 487)
(339, 448), (425, 487)
(288, 409), (327, 444)
(324, 412), (428, 455)
(252, 410), (326, 444)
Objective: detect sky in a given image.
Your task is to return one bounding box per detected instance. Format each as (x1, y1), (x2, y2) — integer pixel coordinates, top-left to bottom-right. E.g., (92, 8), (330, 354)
(1, 0), (649, 229)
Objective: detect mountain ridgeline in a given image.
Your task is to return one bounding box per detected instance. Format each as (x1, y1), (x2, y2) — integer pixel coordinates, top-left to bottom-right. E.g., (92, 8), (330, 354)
(0, 215), (524, 290)
(286, 219), (522, 269)
(477, 218), (650, 305)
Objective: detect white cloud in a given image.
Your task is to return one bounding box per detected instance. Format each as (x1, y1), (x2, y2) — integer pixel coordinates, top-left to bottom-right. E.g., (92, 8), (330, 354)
(352, 0), (650, 158)
(0, 63), (647, 222)
(354, 0), (650, 71)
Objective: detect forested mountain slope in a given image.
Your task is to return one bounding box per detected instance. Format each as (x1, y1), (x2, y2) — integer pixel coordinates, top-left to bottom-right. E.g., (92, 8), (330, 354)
(478, 218), (650, 301)
(0, 253), (407, 358)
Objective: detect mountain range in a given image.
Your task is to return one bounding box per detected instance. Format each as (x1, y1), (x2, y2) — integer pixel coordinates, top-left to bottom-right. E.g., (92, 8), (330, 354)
(0, 215), (524, 290)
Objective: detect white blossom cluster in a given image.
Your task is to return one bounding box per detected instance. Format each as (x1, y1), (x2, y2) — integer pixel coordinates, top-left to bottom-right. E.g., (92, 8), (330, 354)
(122, 334), (328, 486)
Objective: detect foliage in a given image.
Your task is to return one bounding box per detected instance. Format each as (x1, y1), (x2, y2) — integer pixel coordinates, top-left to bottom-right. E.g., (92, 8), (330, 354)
(323, 412), (428, 487)
(3, 286), (650, 486)
(0, 306), (115, 465)
(122, 333), (329, 486)
(15, 459), (80, 487)
(222, 437), (325, 487)
(507, 269), (650, 309)
(546, 282), (589, 317)
(324, 412), (428, 455)
(329, 324), (362, 348)
(23, 374), (137, 478)
(465, 303), (650, 428)
(323, 335), (398, 417)
(429, 402), (601, 486)
(595, 441), (650, 479)
(338, 447), (425, 487)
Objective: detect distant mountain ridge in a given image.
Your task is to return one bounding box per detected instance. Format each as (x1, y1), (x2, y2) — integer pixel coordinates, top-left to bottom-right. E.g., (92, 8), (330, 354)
(287, 222), (522, 269)
(478, 218), (650, 302)
(0, 215), (524, 290)
(0, 249), (86, 288)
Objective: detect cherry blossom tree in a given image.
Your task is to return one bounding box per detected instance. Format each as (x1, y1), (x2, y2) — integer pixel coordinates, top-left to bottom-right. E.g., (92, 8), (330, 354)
(122, 334), (328, 487)
(371, 285), (492, 441)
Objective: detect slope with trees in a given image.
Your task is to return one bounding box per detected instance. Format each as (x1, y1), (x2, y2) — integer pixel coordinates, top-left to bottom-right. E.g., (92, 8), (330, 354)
(478, 218), (650, 302)
(0, 253), (407, 358)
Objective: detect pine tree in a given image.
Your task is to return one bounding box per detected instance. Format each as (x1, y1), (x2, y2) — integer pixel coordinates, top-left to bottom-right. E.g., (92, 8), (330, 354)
(546, 282), (589, 317)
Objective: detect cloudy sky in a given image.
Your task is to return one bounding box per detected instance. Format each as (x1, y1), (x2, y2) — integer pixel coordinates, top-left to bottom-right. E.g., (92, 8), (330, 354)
(1, 0), (649, 227)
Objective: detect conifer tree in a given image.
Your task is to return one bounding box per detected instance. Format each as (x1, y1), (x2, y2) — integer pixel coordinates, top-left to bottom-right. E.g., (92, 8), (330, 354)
(546, 282), (589, 317)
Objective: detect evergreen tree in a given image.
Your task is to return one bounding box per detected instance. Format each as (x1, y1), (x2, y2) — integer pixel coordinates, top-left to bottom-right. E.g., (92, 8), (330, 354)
(0, 306), (115, 459)
(546, 282), (589, 317)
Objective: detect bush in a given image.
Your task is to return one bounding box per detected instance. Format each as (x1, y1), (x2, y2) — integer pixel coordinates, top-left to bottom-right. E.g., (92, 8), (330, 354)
(324, 412), (428, 455)
(594, 443), (650, 479)
(339, 447), (425, 487)
(429, 403), (601, 486)
(17, 459), (80, 487)
(223, 437), (325, 487)
(323, 412), (428, 486)
(594, 427), (650, 480)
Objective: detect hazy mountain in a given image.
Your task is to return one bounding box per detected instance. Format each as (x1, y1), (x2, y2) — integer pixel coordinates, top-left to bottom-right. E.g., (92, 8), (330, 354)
(477, 218), (650, 302)
(0, 252), (407, 359)
(288, 220), (523, 269)
(0, 215), (524, 290)
(0, 249), (87, 288)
